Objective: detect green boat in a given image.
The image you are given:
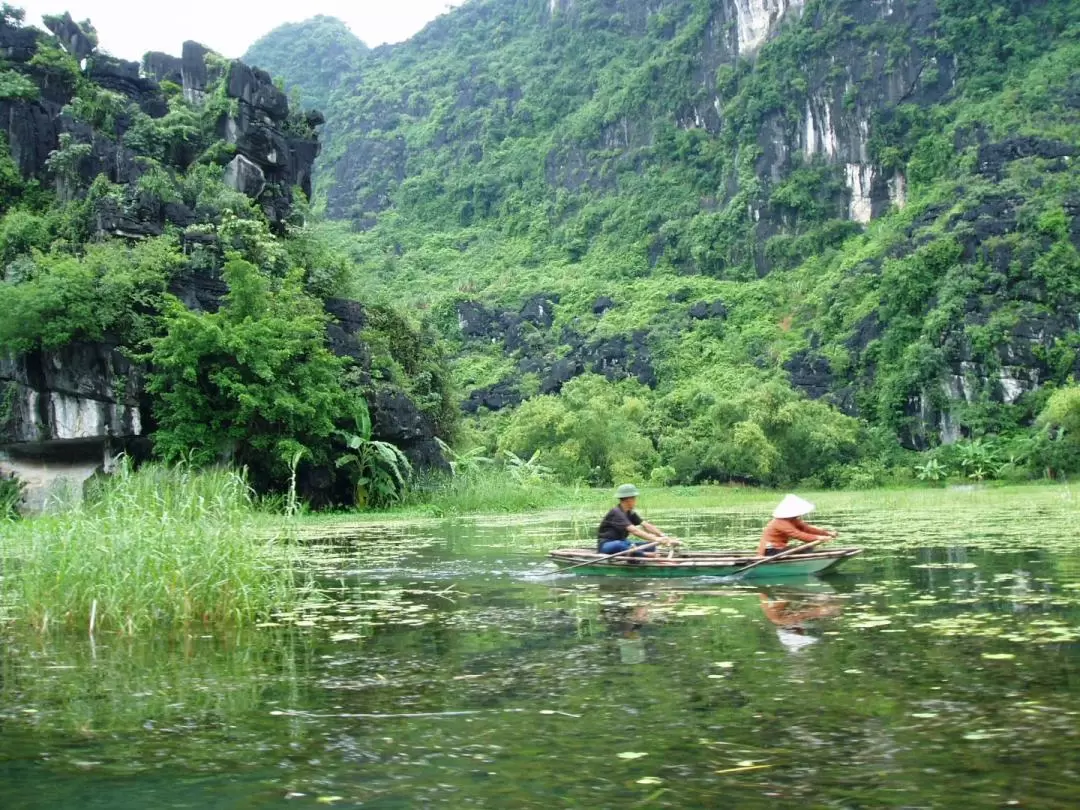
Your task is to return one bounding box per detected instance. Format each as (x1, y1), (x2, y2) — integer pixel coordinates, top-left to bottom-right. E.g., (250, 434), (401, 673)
(548, 547), (863, 579)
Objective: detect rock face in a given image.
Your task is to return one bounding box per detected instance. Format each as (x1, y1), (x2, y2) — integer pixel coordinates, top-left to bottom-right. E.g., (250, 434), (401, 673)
(0, 18), (321, 230)
(0, 343), (150, 512)
(454, 296), (656, 412)
(223, 154), (267, 198)
(41, 12), (95, 60)
(0, 343), (145, 447)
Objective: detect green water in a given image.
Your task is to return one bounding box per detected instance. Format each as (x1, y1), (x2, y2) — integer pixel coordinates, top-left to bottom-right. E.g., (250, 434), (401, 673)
(3, 491), (1080, 808)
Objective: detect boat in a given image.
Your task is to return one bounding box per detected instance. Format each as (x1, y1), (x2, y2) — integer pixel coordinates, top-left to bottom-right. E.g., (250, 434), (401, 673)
(548, 547), (863, 579)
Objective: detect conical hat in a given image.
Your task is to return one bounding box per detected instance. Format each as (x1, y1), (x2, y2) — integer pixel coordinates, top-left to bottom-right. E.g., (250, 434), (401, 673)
(773, 494), (815, 519)
(776, 628), (818, 653)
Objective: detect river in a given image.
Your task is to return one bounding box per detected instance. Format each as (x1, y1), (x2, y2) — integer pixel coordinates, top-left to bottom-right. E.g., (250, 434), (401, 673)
(2, 489), (1080, 808)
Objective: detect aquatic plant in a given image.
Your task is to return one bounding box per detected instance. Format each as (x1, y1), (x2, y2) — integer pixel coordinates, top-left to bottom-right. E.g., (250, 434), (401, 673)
(0, 460), (300, 633)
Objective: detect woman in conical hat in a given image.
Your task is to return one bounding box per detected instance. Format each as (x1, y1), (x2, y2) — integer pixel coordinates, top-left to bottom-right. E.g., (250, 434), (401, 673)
(756, 494), (838, 557)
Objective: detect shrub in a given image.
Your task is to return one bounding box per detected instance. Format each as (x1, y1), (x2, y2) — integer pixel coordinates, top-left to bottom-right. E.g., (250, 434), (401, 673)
(0, 236), (184, 353)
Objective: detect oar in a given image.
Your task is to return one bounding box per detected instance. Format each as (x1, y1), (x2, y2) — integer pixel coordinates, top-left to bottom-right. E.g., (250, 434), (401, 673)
(728, 538), (829, 578)
(558, 541), (661, 572)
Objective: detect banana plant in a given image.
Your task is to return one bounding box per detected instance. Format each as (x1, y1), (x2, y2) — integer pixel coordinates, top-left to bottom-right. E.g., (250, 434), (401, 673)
(335, 401), (412, 508)
(435, 437), (493, 478)
(503, 450), (553, 484)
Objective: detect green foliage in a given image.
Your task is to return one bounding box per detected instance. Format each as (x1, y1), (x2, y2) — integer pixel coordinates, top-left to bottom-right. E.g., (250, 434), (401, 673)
(0, 68), (38, 101)
(44, 133), (92, 199)
(335, 401), (413, 508)
(243, 16), (368, 113)
(1039, 385), (1080, 438)
(0, 470), (25, 520)
(0, 209), (50, 264)
(496, 375), (657, 486)
(0, 4), (25, 25)
(0, 236), (183, 352)
(145, 255), (362, 488)
(28, 38), (79, 94)
(361, 303), (458, 438)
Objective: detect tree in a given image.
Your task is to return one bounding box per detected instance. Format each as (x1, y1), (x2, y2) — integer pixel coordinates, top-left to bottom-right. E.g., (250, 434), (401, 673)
(146, 254), (361, 488)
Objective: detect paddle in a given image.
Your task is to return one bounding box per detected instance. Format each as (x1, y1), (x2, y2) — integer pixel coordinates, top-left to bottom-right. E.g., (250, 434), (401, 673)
(558, 537), (680, 572)
(728, 538), (829, 578)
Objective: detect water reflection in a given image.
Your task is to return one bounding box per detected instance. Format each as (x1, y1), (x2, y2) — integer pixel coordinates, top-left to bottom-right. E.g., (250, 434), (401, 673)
(596, 590), (686, 664)
(758, 586), (845, 654)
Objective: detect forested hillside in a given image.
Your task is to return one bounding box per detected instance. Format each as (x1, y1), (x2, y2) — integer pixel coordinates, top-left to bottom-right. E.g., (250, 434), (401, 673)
(0, 9), (450, 509)
(248, 0), (1080, 488)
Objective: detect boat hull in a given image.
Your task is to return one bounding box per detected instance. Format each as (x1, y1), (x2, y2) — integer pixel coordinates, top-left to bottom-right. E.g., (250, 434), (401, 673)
(548, 548), (862, 579)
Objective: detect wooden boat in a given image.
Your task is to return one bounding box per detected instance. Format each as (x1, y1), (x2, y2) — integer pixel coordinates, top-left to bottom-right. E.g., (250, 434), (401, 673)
(548, 547), (863, 579)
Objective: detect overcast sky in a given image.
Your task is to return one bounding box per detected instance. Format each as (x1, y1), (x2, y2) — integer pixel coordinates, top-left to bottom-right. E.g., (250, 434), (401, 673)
(17, 1), (463, 61)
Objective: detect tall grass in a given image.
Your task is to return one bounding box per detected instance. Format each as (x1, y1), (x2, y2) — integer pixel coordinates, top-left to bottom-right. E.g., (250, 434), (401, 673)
(0, 461), (300, 634)
(389, 469), (595, 516)
(300, 473), (1077, 524)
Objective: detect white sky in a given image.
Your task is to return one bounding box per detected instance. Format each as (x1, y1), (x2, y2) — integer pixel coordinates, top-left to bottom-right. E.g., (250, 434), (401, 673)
(16, 1), (463, 61)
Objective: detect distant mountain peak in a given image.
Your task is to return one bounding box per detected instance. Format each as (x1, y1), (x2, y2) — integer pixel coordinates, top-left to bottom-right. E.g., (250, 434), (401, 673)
(242, 15), (367, 112)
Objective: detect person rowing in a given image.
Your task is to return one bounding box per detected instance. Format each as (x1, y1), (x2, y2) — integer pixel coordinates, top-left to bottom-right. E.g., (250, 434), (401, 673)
(597, 484), (679, 557)
(756, 494), (838, 558)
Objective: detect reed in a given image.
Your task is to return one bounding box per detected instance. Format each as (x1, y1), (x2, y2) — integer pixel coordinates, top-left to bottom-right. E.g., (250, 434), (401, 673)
(0, 461), (301, 634)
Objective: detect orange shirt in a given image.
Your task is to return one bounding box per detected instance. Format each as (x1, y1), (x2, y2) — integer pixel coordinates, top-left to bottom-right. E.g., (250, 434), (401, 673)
(757, 517), (829, 556)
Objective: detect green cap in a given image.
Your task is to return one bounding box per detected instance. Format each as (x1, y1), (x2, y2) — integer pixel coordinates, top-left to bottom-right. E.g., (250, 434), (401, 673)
(615, 483), (640, 500)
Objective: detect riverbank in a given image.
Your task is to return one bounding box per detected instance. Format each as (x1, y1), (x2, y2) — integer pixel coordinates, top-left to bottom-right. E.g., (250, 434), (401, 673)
(291, 478), (1078, 528)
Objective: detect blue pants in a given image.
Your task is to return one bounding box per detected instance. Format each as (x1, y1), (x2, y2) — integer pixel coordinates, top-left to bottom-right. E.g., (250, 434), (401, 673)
(599, 540), (649, 556)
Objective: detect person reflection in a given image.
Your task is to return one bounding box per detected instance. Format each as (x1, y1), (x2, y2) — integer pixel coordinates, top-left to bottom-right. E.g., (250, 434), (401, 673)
(758, 589), (843, 654)
(600, 593), (684, 664)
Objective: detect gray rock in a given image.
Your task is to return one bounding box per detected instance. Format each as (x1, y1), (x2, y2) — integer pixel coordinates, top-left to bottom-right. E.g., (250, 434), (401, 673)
(689, 299), (727, 320)
(0, 16), (41, 62)
(142, 51), (183, 85)
(226, 61), (289, 119)
(592, 296), (615, 315)
(180, 41), (215, 103)
(223, 154), (267, 198)
(41, 12), (95, 60)
(86, 54), (168, 118)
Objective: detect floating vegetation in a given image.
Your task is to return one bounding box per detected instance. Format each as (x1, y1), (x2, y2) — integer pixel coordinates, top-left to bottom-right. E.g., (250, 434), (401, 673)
(914, 614), (1080, 644)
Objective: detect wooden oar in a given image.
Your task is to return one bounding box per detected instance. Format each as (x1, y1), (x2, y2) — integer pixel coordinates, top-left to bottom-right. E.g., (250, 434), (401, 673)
(728, 538), (829, 577)
(558, 541), (661, 572)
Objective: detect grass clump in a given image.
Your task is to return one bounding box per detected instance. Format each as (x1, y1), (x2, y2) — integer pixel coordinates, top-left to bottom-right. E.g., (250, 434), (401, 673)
(0, 461), (300, 634)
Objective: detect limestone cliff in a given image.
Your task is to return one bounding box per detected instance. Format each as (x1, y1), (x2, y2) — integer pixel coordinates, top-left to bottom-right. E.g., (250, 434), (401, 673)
(0, 13), (447, 508)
